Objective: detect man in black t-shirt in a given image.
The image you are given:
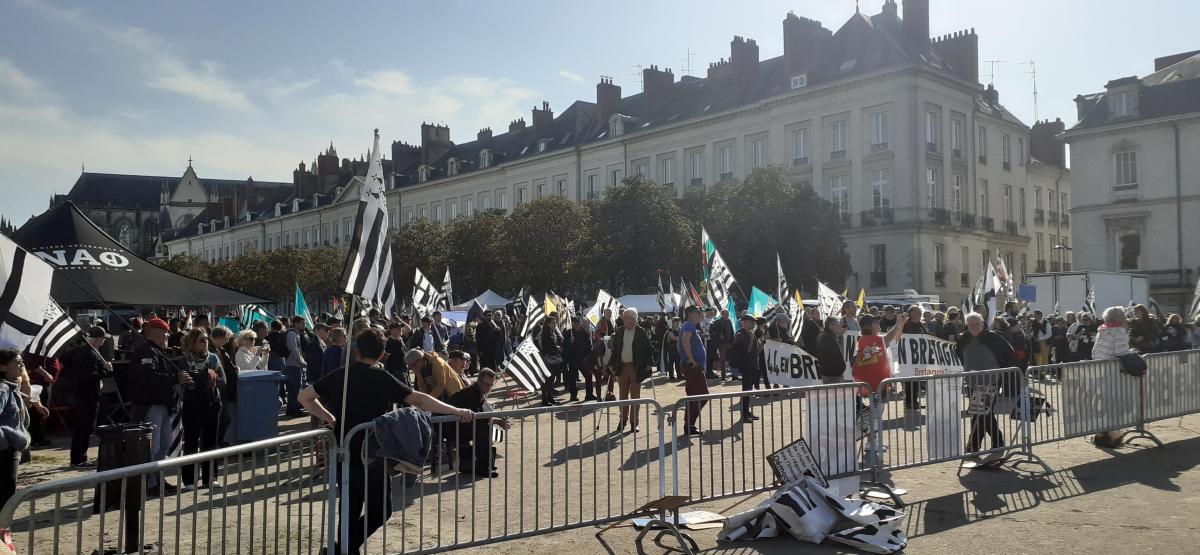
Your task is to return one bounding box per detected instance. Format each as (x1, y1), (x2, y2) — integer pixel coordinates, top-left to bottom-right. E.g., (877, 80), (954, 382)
(383, 323), (411, 387)
(299, 328), (472, 555)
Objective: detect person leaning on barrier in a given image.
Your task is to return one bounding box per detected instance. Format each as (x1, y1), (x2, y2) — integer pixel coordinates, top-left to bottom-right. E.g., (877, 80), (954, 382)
(816, 317), (847, 384)
(1091, 306), (1134, 448)
(447, 368), (510, 478)
(299, 327), (473, 555)
(955, 312), (1017, 458)
(405, 348), (465, 403)
(851, 312), (906, 399)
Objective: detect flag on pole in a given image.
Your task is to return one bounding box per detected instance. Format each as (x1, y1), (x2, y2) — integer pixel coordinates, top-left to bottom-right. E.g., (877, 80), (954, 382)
(816, 281), (845, 321)
(340, 129), (391, 301)
(519, 295), (546, 337)
(295, 284), (314, 329)
(776, 254), (789, 305)
(28, 299), (82, 357)
(966, 261), (1000, 328)
(1085, 287), (1097, 316)
(656, 274), (667, 311)
(331, 296), (345, 322)
(412, 268), (441, 316)
(786, 297), (804, 344)
(856, 288), (866, 309)
(503, 336), (551, 392)
(440, 267), (454, 310)
(686, 281), (705, 310)
(748, 286), (773, 317)
(701, 227), (738, 310)
(1188, 272), (1200, 322)
(377, 238), (397, 317)
(239, 304), (272, 329)
(0, 235), (54, 350)
(585, 289), (622, 325)
(183, 310), (193, 330)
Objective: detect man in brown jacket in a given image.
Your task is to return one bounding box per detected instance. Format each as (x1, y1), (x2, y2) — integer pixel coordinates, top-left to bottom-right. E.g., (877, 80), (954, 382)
(405, 349), (466, 402)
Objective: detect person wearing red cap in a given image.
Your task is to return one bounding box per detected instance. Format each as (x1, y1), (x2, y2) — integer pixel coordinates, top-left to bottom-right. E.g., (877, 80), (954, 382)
(131, 317), (191, 496)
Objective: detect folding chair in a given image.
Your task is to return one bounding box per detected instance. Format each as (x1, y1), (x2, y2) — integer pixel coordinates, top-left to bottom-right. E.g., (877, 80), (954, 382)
(98, 376), (132, 426)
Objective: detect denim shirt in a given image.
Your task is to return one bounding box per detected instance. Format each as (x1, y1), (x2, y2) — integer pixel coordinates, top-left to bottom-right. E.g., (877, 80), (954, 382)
(0, 380), (30, 452)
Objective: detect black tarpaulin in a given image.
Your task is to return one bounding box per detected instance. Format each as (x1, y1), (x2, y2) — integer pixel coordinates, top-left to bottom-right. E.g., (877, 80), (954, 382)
(13, 202), (269, 306)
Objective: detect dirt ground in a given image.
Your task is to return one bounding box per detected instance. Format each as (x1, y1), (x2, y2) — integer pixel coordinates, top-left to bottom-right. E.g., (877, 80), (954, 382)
(13, 372), (1200, 554)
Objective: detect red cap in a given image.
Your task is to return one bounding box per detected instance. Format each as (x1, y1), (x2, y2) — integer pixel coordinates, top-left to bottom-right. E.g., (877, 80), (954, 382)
(144, 317), (170, 332)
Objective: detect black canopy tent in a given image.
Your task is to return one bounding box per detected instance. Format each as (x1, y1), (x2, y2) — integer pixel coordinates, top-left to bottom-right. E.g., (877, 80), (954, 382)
(13, 201), (269, 307)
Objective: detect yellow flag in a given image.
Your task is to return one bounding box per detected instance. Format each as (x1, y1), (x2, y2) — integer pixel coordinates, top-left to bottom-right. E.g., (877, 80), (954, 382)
(794, 290), (803, 306)
(842, 288), (849, 297)
(856, 288), (866, 309)
(544, 294), (556, 316)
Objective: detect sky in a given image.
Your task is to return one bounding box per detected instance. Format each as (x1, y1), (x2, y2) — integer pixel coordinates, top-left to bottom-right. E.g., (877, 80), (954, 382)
(1, 0), (1197, 224)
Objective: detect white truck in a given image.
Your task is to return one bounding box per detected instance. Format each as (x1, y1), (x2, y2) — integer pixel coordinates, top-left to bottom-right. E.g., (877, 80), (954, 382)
(1025, 271), (1148, 315)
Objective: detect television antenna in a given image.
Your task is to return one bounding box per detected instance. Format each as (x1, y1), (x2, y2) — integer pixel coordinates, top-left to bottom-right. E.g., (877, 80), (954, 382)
(983, 59), (1006, 86)
(1021, 60), (1039, 122)
(681, 48), (694, 76)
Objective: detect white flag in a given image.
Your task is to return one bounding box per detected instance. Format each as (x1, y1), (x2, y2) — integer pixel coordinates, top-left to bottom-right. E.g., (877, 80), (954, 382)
(340, 129), (390, 300)
(0, 236), (54, 350)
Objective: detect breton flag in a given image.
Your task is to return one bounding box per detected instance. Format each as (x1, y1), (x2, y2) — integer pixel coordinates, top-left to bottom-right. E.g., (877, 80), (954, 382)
(656, 273), (667, 311)
(28, 299), (82, 357)
(1187, 272), (1200, 322)
(815, 281), (845, 321)
(503, 336), (551, 392)
(239, 304), (272, 329)
(585, 289), (622, 325)
(439, 267), (454, 310)
(787, 298), (804, 344)
(340, 129), (391, 301)
(1085, 287), (1097, 316)
(377, 237), (397, 317)
(776, 253), (789, 306)
(412, 268), (441, 316)
(703, 228), (738, 310)
(966, 261), (1000, 328)
(519, 295), (546, 337)
(0, 236), (54, 350)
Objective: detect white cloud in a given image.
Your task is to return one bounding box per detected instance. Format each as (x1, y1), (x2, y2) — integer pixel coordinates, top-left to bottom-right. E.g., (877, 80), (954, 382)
(558, 70), (585, 82)
(354, 70), (415, 95)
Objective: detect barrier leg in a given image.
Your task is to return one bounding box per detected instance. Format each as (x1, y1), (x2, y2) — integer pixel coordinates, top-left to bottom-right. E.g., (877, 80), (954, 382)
(1119, 378), (1164, 447)
(1004, 374), (1054, 475)
(858, 392), (903, 507)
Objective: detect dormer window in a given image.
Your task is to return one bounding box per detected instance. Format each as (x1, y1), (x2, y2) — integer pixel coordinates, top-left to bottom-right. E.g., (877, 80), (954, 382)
(1110, 89), (1138, 118)
(790, 74), (807, 89)
(418, 165), (430, 183)
(292, 198), (300, 212)
(839, 59), (857, 72)
(609, 114), (625, 138)
(480, 149), (491, 169)
(537, 141), (547, 153)
(197, 223), (205, 234)
(447, 158), (459, 176)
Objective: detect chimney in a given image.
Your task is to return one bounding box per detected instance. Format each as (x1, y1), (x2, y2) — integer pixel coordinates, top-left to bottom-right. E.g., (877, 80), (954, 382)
(596, 76), (621, 124)
(931, 29), (979, 83)
(531, 101), (553, 137)
(420, 122), (451, 165)
(477, 127), (492, 142)
(881, 0), (899, 18)
(982, 84), (999, 106)
(508, 117), (526, 133)
(1030, 118), (1067, 168)
(782, 12), (832, 70)
(730, 36), (759, 77)
(642, 65), (674, 116)
(903, 0), (930, 48)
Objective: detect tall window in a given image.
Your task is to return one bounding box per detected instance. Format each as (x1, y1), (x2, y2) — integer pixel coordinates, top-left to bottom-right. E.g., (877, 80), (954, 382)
(1115, 151), (1137, 186)
(951, 119), (963, 154)
(961, 246), (970, 279)
(1002, 134), (1011, 166)
(516, 187), (527, 206)
(751, 138), (765, 168)
(1059, 192), (1068, 213)
(977, 125), (988, 162)
(1003, 185), (1013, 221)
(871, 245), (887, 286)
(555, 177), (566, 195)
(829, 120), (846, 158)
(587, 175), (598, 199)
(1034, 186), (1043, 209)
(925, 111), (938, 149)
(1036, 232), (1044, 261)
(463, 198), (474, 216)
(431, 204), (442, 222)
(792, 128), (808, 163)
(720, 145), (732, 175)
(1112, 90), (1137, 117)
(978, 179), (990, 217)
(934, 243), (946, 274)
(448, 201), (458, 219)
(871, 111), (888, 147)
(953, 174), (964, 213)
(635, 163), (647, 177)
(1005, 251), (1014, 274)
(1017, 137), (1025, 166)
(1019, 188), (1026, 225)
(1048, 189), (1057, 212)
(498, 190), (509, 210)
(830, 175), (848, 216)
(871, 168), (891, 210)
(926, 168), (939, 208)
(611, 169), (622, 186)
(690, 152), (703, 182)
(661, 158), (674, 184)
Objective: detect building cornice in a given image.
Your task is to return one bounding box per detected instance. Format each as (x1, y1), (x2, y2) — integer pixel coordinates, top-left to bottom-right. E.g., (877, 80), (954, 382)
(1059, 111), (1200, 141)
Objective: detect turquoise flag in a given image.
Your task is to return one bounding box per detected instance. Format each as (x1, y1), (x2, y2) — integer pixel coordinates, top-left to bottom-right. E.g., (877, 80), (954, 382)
(728, 297), (738, 331)
(748, 286), (773, 317)
(218, 317), (242, 333)
(295, 284), (314, 329)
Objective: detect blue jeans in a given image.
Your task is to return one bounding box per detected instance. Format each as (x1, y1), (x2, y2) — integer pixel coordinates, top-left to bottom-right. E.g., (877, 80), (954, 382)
(138, 404), (177, 488)
(267, 355), (285, 372)
(282, 365), (306, 415)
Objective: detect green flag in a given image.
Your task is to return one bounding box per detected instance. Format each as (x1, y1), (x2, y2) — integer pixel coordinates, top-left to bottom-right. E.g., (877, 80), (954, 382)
(295, 283), (314, 329)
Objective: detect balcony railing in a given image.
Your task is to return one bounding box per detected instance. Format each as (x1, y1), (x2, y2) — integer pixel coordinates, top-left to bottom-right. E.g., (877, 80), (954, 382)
(792, 156), (809, 166)
(926, 142), (938, 153)
(830, 150), (847, 160)
(720, 172), (734, 182)
(1048, 212), (1059, 223)
(1114, 186), (1139, 202)
(959, 213), (976, 229)
(1061, 213), (1070, 226)
(1050, 261), (1061, 272)
(1034, 208), (1045, 224)
(952, 148), (963, 159)
(960, 272), (970, 287)
(663, 183), (676, 196)
(928, 208), (951, 225)
(981, 216), (995, 232)
(859, 207), (894, 227)
(934, 271), (946, 287)
(871, 143), (889, 152)
(978, 155), (988, 165)
(690, 177), (704, 186)
(1005, 220), (1018, 235)
(1036, 260), (1046, 273)
(1003, 161), (1012, 171)
(1145, 268), (1196, 289)
(870, 271), (887, 287)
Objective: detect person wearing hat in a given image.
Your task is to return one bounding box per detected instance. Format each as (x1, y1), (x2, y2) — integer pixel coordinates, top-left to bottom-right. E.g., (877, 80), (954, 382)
(131, 317), (191, 495)
(59, 327), (113, 468)
(408, 315), (446, 355)
(729, 313), (763, 422)
(447, 350), (472, 382)
(851, 312), (906, 401)
(678, 306), (710, 436)
(405, 348), (465, 402)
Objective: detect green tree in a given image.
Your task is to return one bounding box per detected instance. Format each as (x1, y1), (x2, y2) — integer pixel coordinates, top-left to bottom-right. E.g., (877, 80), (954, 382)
(391, 218), (447, 297)
(158, 254), (212, 281)
(445, 211), (508, 299)
(591, 176), (694, 292)
(503, 196), (591, 293)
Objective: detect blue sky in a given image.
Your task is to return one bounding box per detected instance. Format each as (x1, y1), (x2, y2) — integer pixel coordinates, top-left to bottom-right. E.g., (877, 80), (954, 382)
(1, 0), (1196, 223)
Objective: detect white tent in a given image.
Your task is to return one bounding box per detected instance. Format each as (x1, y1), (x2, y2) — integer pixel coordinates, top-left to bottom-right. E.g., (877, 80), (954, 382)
(451, 289), (512, 311)
(616, 293), (681, 314)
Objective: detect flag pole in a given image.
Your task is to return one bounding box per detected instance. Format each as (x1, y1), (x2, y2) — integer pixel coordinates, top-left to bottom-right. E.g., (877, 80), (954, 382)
(338, 295), (356, 447)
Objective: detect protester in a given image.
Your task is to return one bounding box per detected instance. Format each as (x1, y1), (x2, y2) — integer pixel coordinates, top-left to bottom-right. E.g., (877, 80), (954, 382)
(538, 313), (565, 406)
(801, 307), (821, 352)
(901, 305), (927, 410)
(712, 309), (735, 379)
(447, 368), (510, 478)
(700, 308), (718, 379)
(280, 316), (309, 417)
(939, 307), (965, 342)
(117, 317), (143, 351)
(299, 328), (473, 555)
(20, 351), (56, 449)
(476, 311), (501, 371)
(816, 317), (847, 384)
(563, 316), (594, 401)
(878, 305), (898, 332)
(54, 327), (108, 467)
(265, 320), (288, 371)
(956, 312), (1016, 458)
(405, 348), (465, 402)
(1067, 313), (1097, 360)
(679, 307), (710, 436)
(210, 326), (238, 446)
(729, 313), (762, 422)
(1092, 306), (1133, 447)
(1028, 310), (1052, 366)
(167, 318), (185, 350)
(840, 300), (861, 332)
(1162, 314), (1188, 352)
(305, 323), (329, 383)
(322, 328), (348, 379)
(409, 315), (447, 355)
(754, 317), (774, 389)
(607, 308), (652, 433)
(0, 349), (32, 509)
(851, 312), (906, 398)
(1129, 304), (1161, 353)
(179, 329), (223, 489)
(384, 323), (411, 386)
(234, 330), (268, 370)
(131, 317), (188, 495)
(447, 350), (472, 382)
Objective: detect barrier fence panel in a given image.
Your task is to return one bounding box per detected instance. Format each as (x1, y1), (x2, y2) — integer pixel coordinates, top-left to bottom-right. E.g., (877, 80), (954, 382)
(1024, 358), (1140, 447)
(873, 368), (1027, 473)
(0, 429), (335, 555)
(668, 383), (865, 504)
(339, 398), (665, 555)
(1143, 350), (1200, 422)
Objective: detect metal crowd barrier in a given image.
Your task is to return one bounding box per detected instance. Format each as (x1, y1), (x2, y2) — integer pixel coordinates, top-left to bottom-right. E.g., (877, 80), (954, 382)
(1024, 358), (1143, 447)
(666, 382), (866, 503)
(339, 398), (665, 555)
(0, 428), (335, 555)
(1142, 350), (1200, 423)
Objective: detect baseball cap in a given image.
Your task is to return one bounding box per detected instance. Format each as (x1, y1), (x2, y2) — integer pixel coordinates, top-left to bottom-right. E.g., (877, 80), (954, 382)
(739, 313), (756, 323)
(144, 318), (170, 332)
(858, 314), (879, 329)
(85, 326), (107, 339)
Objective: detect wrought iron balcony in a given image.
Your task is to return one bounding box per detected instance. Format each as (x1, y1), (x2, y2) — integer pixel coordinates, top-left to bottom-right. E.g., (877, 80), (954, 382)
(981, 216), (995, 232)
(1005, 220), (1018, 235)
(1034, 208), (1044, 224)
(929, 208), (951, 225)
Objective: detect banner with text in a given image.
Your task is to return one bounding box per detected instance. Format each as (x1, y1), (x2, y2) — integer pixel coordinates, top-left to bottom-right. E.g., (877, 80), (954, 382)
(763, 339), (825, 387)
(838, 331), (965, 377)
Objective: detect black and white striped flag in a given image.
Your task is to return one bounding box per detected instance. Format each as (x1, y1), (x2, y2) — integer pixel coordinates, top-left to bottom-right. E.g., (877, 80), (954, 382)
(656, 274), (667, 311)
(0, 236), (54, 351)
(776, 253), (789, 305)
(412, 268), (441, 316)
(440, 268), (454, 310)
(503, 336), (551, 392)
(786, 298), (804, 344)
(340, 129), (391, 301)
(491, 424), (506, 444)
(519, 295), (545, 338)
(28, 299), (82, 357)
(378, 238), (397, 317)
(239, 304), (271, 328)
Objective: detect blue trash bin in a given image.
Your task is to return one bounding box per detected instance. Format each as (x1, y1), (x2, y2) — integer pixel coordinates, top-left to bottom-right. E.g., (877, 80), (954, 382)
(235, 370), (286, 443)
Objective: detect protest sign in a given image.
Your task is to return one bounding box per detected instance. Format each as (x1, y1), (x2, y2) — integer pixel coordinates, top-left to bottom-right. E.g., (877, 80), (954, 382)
(839, 331), (964, 377)
(762, 339), (824, 387)
(768, 438), (829, 489)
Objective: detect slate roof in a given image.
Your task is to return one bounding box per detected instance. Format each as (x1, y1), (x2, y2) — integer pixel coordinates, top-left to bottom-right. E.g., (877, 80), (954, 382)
(64, 171), (292, 212)
(1071, 51), (1200, 131)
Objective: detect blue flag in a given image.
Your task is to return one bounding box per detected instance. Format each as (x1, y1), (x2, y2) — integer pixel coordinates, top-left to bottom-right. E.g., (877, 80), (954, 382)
(748, 286), (773, 317)
(728, 297), (738, 332)
(295, 284), (314, 329)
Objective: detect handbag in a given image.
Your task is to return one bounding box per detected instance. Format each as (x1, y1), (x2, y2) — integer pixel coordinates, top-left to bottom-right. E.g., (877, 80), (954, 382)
(1117, 352), (1146, 377)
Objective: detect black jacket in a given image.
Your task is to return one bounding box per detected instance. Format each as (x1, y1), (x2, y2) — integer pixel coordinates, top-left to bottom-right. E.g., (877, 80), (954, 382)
(710, 318), (735, 346)
(408, 328), (446, 353)
(60, 344), (107, 400)
(815, 329), (846, 378)
(801, 318), (820, 352)
(608, 325), (653, 381)
(955, 330), (1019, 394)
(129, 339), (178, 407)
(563, 328), (592, 365)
